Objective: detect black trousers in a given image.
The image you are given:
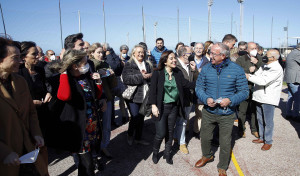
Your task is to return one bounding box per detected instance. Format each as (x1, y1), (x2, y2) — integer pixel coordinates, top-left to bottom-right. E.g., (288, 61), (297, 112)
(154, 103), (178, 151)
(238, 94), (258, 133)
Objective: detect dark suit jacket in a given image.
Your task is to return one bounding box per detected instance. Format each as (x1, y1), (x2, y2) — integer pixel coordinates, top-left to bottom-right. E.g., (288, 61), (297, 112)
(176, 58), (198, 106)
(148, 68), (195, 120)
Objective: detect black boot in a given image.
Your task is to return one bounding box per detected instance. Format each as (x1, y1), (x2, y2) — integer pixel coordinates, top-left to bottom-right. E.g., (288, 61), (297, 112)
(164, 146), (173, 165)
(152, 139), (162, 164)
(165, 151), (173, 165)
(152, 150), (158, 164)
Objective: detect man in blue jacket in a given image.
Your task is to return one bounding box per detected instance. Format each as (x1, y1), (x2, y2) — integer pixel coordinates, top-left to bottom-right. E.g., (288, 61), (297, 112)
(194, 43), (249, 176)
(151, 38), (167, 65)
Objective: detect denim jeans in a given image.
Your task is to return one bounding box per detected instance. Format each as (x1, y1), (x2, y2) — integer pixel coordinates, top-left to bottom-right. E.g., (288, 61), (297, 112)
(174, 106), (192, 145)
(286, 83), (300, 117)
(127, 101), (144, 140)
(256, 103), (275, 144)
(200, 109), (235, 170)
(101, 101), (112, 149)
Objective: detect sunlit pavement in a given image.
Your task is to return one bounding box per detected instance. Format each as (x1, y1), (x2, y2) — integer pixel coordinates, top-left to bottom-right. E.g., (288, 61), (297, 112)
(48, 86), (300, 176)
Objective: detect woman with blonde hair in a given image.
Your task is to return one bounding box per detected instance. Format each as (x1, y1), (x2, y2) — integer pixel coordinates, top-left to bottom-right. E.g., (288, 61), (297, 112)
(122, 44), (153, 145)
(55, 49), (103, 175)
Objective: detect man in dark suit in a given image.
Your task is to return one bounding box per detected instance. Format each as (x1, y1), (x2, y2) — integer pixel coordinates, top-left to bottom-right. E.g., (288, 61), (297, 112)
(174, 46), (197, 154)
(236, 42), (263, 138)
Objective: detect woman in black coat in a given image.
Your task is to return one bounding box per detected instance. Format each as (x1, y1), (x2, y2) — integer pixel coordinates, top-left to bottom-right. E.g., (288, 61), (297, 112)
(122, 44), (153, 145)
(19, 41), (52, 137)
(54, 49), (103, 176)
(148, 50), (195, 165)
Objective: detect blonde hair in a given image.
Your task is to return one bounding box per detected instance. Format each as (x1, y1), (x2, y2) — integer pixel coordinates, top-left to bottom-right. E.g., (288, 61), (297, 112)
(87, 42), (102, 58)
(128, 44), (146, 63)
(128, 44), (153, 69)
(59, 49), (87, 73)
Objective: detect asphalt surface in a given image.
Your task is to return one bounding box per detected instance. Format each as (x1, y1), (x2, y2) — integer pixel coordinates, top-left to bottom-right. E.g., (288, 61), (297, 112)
(48, 86), (300, 176)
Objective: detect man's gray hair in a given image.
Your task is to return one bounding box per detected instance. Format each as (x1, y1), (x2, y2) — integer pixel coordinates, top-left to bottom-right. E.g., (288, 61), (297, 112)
(194, 42), (204, 47)
(177, 45), (188, 57)
(120, 44), (129, 51)
(215, 42), (230, 58)
(269, 49), (280, 60)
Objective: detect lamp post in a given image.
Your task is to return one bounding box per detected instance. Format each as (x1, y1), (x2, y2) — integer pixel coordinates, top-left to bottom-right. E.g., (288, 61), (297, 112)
(208, 0), (213, 40)
(237, 0), (244, 41)
(154, 22), (158, 40)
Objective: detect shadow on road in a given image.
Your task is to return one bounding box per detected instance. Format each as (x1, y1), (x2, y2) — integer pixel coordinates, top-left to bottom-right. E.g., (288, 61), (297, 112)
(278, 97), (300, 138)
(99, 119), (155, 176)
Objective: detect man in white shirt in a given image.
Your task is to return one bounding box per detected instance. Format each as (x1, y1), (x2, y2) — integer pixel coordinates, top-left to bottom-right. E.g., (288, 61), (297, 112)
(246, 49), (283, 151)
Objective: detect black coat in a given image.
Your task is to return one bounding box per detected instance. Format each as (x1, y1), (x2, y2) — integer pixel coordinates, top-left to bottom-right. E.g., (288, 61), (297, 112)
(122, 59), (152, 104)
(47, 73), (100, 152)
(148, 68), (195, 120)
(105, 48), (123, 76)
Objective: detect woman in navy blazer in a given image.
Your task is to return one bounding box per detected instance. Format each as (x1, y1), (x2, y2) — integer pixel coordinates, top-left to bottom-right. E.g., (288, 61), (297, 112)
(148, 50), (195, 165)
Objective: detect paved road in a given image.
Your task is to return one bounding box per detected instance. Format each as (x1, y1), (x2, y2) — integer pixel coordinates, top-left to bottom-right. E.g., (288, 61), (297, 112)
(48, 87), (300, 176)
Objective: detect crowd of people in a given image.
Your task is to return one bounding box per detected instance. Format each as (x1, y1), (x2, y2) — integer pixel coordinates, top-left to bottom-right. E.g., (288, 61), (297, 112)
(0, 31), (298, 176)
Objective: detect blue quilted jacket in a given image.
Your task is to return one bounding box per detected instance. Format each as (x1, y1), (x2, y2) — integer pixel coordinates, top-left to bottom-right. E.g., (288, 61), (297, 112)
(195, 60), (249, 115)
(151, 46), (167, 65)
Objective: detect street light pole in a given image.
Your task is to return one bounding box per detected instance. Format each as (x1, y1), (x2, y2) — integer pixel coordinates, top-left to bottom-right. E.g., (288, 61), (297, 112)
(0, 3), (7, 37)
(208, 0), (213, 41)
(154, 22), (157, 40)
(237, 0), (244, 41)
(78, 10), (81, 33)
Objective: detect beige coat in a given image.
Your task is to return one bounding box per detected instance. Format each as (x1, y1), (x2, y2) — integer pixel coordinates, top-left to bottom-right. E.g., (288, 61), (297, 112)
(0, 73), (48, 176)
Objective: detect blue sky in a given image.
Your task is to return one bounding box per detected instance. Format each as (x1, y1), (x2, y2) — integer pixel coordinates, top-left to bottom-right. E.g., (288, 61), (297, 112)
(1, 0), (299, 55)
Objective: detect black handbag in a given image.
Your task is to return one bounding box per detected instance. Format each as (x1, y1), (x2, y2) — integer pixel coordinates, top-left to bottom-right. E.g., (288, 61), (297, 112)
(139, 90), (152, 116)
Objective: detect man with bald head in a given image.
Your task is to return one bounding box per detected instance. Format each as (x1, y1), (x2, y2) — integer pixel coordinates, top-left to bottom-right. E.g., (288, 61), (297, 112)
(246, 49), (283, 151)
(195, 43), (248, 175)
(236, 42), (263, 138)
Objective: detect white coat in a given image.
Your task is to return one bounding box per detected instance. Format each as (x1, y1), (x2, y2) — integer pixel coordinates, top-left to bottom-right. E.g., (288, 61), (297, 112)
(248, 61), (283, 106)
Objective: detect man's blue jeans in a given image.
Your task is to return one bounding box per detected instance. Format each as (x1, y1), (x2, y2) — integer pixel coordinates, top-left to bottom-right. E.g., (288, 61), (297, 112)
(101, 101), (112, 149)
(286, 83), (300, 117)
(256, 103), (275, 144)
(174, 106), (192, 145)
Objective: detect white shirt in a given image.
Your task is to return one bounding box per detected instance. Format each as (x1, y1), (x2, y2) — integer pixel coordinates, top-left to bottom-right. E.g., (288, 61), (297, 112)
(133, 58), (149, 99)
(178, 58), (189, 76)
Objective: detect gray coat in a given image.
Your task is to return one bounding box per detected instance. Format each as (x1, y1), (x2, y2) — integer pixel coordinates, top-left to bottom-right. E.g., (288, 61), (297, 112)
(284, 48), (300, 84)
